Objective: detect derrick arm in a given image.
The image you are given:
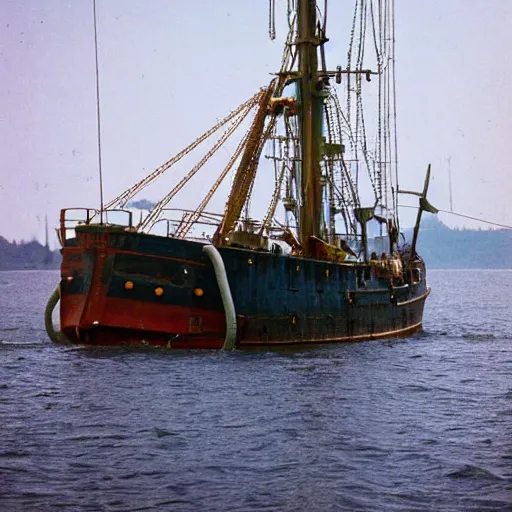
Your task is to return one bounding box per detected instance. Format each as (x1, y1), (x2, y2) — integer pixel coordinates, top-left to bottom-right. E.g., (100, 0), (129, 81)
(213, 83), (276, 245)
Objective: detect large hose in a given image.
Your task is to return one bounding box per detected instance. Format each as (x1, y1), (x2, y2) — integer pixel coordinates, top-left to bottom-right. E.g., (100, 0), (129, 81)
(202, 245), (237, 350)
(44, 284), (71, 344)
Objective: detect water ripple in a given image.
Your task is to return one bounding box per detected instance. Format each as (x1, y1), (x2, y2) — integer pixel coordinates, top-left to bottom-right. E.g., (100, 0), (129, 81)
(0, 270), (510, 511)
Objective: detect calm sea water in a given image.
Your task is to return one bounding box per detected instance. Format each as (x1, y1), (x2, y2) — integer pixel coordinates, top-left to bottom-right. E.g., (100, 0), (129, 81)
(0, 270), (511, 511)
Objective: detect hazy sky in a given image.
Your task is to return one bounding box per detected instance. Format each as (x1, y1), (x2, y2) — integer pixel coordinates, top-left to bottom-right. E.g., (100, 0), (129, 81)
(1, 0), (511, 246)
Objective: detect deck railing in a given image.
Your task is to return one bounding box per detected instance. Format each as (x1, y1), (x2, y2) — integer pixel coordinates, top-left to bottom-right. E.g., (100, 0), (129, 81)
(58, 208), (133, 246)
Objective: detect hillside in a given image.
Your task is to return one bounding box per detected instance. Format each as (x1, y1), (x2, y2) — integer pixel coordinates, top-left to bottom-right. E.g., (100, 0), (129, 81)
(0, 237), (61, 270)
(412, 216), (512, 269)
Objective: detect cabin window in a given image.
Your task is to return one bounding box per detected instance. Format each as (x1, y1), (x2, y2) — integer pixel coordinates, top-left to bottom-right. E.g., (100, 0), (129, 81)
(113, 254), (195, 286)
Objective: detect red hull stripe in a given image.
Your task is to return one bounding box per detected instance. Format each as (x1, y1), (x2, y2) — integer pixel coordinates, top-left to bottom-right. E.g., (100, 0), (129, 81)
(61, 292), (226, 336)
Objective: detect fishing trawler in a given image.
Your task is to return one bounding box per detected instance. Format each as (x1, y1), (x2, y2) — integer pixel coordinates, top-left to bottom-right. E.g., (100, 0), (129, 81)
(46, 0), (435, 349)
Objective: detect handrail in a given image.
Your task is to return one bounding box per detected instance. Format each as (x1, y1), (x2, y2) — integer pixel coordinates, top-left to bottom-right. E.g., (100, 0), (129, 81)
(59, 208), (133, 245)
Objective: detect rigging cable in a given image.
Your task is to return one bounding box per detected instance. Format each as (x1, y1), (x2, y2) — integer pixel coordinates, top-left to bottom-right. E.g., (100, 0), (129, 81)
(323, 101), (337, 240)
(269, 0), (276, 40)
(386, 0), (394, 218)
(330, 94), (359, 208)
(398, 206), (512, 230)
(322, 0), (328, 34)
(374, 0), (384, 205)
(384, 0), (394, 219)
(356, 0), (379, 199)
(346, 0), (359, 126)
(287, 0), (293, 28)
(92, 0), (105, 223)
(140, 102), (256, 232)
(325, 97), (356, 234)
(242, 114), (278, 221)
(353, 1), (364, 189)
(382, 0), (390, 215)
(105, 91), (262, 209)
(279, 15), (298, 78)
(175, 127), (253, 238)
(355, 1), (371, 171)
(260, 144), (288, 234)
(391, 0), (400, 229)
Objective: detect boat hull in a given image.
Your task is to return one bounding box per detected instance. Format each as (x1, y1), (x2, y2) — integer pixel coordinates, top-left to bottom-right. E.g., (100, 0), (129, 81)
(58, 226), (429, 349)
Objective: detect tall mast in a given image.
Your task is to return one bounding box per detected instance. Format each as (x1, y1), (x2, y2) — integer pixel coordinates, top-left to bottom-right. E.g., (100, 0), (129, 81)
(44, 214), (49, 250)
(297, 0), (323, 250)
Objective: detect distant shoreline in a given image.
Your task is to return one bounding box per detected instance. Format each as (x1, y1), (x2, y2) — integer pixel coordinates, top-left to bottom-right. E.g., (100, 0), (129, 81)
(1, 216), (511, 271)
(0, 269), (61, 272)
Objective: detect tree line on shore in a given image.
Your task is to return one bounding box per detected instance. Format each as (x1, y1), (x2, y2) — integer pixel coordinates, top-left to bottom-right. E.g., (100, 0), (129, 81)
(1, 216), (511, 270)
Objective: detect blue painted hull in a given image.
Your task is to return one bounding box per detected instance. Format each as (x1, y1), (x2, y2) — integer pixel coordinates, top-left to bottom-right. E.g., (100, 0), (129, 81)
(59, 226), (429, 348)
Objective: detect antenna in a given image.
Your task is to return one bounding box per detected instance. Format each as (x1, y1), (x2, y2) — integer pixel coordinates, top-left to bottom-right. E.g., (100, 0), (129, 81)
(44, 214), (52, 265)
(44, 214), (49, 250)
(447, 156), (453, 213)
(93, 0), (105, 223)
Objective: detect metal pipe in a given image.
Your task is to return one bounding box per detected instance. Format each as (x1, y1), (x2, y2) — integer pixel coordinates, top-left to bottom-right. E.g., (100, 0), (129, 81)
(44, 284), (71, 344)
(202, 245), (237, 350)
